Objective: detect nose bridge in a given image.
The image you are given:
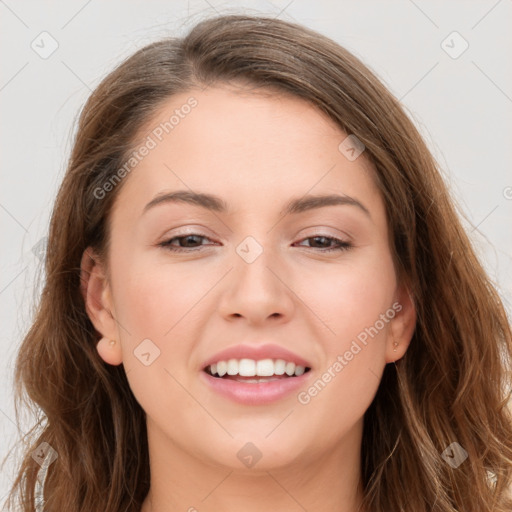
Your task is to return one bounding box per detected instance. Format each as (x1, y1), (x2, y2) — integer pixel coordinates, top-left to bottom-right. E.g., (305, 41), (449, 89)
(217, 234), (294, 322)
(234, 234), (283, 297)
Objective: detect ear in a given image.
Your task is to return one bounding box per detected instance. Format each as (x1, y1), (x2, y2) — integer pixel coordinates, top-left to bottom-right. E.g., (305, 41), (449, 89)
(385, 283), (416, 363)
(80, 247), (123, 366)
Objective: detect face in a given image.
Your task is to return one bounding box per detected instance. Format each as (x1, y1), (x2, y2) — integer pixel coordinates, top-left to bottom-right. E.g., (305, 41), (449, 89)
(82, 83), (415, 471)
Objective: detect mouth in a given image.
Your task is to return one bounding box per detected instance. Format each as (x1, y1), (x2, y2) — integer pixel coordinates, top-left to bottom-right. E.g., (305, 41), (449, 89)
(200, 344), (313, 404)
(203, 358), (312, 383)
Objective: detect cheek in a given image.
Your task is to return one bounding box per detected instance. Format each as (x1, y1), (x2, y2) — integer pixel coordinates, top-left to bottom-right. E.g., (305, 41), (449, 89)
(111, 247), (204, 337)
(110, 247), (223, 376)
(110, 252), (201, 419)
(296, 256), (395, 429)
(299, 248), (396, 345)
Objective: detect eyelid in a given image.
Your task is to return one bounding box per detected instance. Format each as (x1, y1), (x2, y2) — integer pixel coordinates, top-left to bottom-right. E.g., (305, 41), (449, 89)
(158, 225), (352, 243)
(158, 224), (215, 240)
(297, 226), (354, 242)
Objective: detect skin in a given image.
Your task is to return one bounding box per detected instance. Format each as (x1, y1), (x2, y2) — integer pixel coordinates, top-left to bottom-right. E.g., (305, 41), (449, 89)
(81, 83), (416, 512)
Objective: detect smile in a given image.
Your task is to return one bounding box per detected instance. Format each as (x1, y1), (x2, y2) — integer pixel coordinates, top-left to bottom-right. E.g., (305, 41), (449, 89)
(205, 358), (311, 379)
(201, 358), (312, 405)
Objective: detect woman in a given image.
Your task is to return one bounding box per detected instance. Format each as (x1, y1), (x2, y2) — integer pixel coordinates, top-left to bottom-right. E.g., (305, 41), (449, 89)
(5, 13), (512, 512)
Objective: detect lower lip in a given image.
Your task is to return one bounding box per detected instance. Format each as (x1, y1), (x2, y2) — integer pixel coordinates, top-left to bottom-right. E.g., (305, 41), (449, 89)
(200, 371), (312, 405)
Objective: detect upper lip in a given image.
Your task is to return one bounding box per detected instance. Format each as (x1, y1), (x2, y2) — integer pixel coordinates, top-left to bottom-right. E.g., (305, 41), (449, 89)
(202, 343), (312, 370)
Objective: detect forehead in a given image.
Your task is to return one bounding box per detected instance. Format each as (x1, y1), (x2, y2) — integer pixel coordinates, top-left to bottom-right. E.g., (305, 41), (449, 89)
(111, 84), (383, 222)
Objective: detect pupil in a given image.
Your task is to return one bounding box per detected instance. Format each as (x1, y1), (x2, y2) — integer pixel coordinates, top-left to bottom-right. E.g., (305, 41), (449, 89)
(313, 236), (328, 248)
(183, 235), (200, 247)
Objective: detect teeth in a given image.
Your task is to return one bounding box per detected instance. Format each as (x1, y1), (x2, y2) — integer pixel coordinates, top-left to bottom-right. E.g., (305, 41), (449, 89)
(274, 359), (286, 375)
(206, 358), (309, 377)
(256, 359), (274, 376)
(217, 361), (227, 377)
(295, 365), (306, 376)
(227, 359), (238, 375)
(239, 359), (256, 376)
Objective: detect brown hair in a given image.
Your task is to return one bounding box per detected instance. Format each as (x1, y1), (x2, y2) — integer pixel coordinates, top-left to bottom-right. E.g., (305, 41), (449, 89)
(3, 13), (512, 512)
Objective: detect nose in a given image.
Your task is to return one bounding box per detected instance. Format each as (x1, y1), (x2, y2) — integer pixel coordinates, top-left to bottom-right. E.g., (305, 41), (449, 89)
(216, 245), (295, 326)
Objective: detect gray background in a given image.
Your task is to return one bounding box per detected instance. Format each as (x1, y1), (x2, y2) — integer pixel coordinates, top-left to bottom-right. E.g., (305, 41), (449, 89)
(1, 0), (511, 505)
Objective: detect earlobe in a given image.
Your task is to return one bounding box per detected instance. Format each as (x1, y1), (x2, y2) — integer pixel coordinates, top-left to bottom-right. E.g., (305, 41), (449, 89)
(96, 337), (123, 366)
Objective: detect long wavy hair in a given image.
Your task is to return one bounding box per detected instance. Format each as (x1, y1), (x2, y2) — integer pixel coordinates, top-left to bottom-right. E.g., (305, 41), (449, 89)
(3, 13), (512, 512)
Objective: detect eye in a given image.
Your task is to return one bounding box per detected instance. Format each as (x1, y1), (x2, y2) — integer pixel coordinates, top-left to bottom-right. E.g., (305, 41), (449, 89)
(294, 235), (353, 253)
(158, 234), (215, 252)
(158, 233), (352, 253)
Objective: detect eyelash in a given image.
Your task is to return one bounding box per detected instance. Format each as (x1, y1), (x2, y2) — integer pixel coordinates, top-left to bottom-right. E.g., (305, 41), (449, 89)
(158, 233), (353, 253)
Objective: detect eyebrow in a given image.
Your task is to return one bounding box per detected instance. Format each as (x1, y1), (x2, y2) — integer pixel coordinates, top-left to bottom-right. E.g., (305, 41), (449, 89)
(142, 190), (371, 219)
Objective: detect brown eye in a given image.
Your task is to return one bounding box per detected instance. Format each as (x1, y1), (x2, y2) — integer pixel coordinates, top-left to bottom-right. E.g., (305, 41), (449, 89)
(159, 234), (214, 252)
(295, 235), (352, 253)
